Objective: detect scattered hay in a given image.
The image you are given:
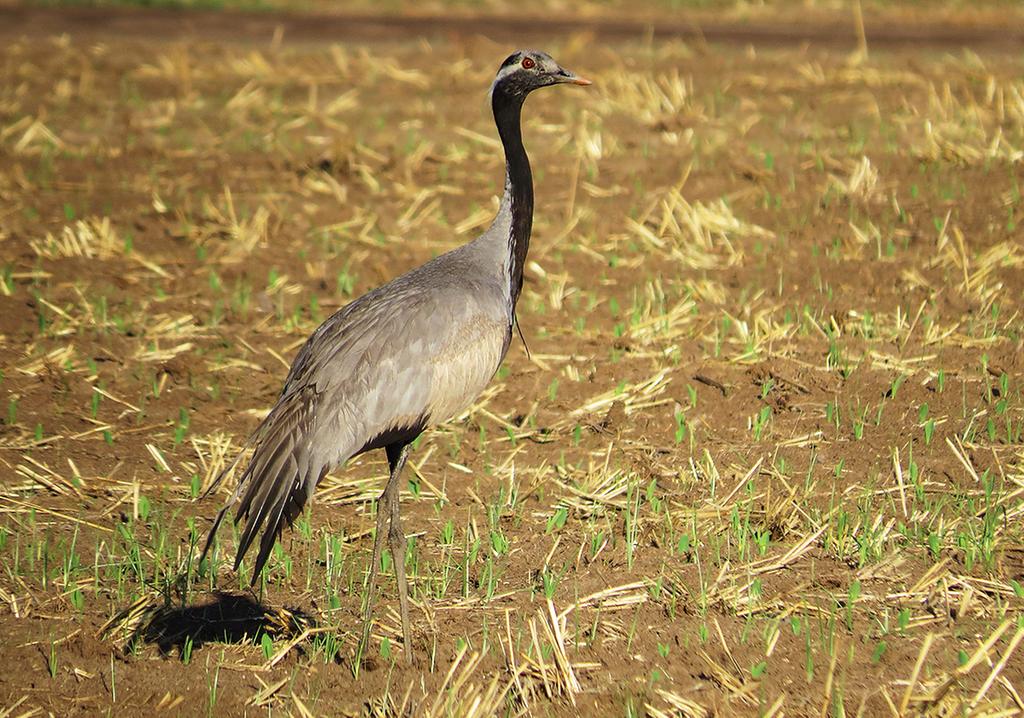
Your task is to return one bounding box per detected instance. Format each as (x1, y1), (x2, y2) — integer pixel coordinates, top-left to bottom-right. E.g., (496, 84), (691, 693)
(827, 155), (880, 202)
(29, 218), (120, 260)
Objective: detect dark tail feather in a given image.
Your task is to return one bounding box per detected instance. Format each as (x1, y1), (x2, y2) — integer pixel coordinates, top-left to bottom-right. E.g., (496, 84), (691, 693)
(200, 386), (321, 583)
(246, 449), (330, 584)
(198, 503), (231, 566)
(250, 462), (299, 584)
(197, 409), (271, 562)
(199, 445), (261, 565)
(233, 435), (297, 567)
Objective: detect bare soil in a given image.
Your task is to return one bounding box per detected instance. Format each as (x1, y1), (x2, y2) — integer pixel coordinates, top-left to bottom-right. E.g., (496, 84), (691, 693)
(0, 8), (1023, 717)
(1, 4), (1024, 48)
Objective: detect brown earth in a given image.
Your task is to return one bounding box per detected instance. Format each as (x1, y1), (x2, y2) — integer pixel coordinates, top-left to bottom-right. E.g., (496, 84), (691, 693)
(0, 7), (1023, 718)
(1, 4), (1024, 48)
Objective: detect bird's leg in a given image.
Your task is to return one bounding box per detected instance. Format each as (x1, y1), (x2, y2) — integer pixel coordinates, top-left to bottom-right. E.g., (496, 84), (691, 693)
(358, 441), (412, 662)
(387, 446), (413, 664)
(359, 479), (394, 655)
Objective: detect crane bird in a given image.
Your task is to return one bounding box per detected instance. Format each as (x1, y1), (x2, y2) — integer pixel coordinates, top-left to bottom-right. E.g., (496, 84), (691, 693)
(201, 50), (590, 663)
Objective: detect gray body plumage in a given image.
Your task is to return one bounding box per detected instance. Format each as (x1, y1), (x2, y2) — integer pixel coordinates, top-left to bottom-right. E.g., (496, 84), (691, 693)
(223, 187), (517, 568)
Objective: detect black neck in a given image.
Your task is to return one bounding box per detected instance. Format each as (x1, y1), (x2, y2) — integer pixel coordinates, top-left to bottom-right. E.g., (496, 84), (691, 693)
(492, 85), (534, 309)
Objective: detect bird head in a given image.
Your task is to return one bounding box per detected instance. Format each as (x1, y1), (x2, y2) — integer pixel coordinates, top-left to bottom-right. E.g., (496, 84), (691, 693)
(489, 50), (591, 101)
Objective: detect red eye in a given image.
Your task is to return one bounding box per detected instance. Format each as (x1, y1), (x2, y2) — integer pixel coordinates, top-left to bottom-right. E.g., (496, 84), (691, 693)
(521, 57), (535, 69)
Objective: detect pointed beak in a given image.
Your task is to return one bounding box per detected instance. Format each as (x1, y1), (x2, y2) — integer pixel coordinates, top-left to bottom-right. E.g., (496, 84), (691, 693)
(556, 68), (593, 86)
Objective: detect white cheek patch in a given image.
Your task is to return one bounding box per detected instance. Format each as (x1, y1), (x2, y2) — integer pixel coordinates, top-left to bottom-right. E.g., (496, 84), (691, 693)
(489, 64), (520, 99)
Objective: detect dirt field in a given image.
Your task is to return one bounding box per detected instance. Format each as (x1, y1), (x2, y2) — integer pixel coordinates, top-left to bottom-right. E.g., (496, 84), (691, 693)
(1, 7), (1023, 717)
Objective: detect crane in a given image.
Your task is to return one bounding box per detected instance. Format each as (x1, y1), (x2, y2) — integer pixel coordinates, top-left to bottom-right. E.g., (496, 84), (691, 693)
(201, 50), (590, 663)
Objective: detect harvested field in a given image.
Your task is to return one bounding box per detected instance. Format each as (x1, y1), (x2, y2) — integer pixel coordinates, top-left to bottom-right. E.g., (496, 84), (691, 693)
(1, 8), (1023, 717)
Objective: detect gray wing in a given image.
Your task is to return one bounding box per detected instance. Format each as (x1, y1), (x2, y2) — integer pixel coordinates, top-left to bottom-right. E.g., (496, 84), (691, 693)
(203, 259), (510, 581)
